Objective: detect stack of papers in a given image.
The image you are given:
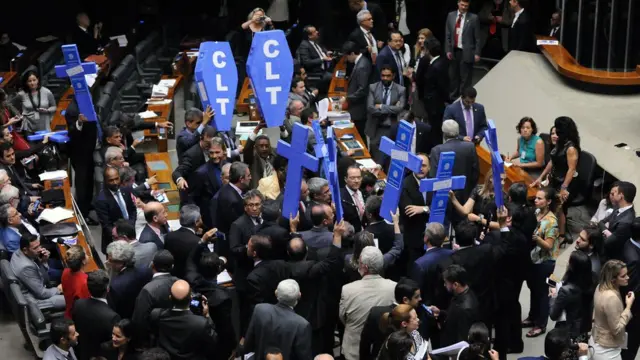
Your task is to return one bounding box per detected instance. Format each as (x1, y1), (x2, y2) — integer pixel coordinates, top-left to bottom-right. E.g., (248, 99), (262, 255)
(431, 341), (469, 356)
(145, 99), (172, 105)
(356, 158), (379, 169)
(158, 79), (177, 88)
(217, 270), (233, 284)
(109, 35), (128, 47)
(327, 111), (351, 121)
(138, 110), (159, 119)
(37, 208), (74, 224)
(151, 85), (169, 98)
(39, 170), (68, 181)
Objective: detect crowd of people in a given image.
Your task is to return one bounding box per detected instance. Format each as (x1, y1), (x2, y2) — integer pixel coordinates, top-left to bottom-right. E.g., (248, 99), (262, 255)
(0, 1), (638, 360)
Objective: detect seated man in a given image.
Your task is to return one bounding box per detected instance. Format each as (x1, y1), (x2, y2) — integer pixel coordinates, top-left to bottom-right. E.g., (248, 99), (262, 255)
(0, 142), (41, 196)
(296, 25), (333, 94)
(101, 126), (146, 182)
(11, 234), (65, 310)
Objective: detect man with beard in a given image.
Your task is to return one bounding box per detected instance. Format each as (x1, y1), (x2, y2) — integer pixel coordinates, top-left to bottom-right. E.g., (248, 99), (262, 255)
(43, 318), (79, 360)
(575, 224), (603, 278)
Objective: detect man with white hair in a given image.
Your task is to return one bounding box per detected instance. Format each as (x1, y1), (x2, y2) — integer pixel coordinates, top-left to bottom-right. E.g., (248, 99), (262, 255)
(340, 246), (396, 360)
(347, 0), (386, 52)
(104, 146), (126, 168)
(0, 169), (10, 187)
(242, 279), (312, 360)
(428, 119), (479, 203)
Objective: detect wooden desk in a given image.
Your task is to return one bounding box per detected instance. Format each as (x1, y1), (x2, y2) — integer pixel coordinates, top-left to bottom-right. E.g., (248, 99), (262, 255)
(44, 178), (100, 273)
(146, 74), (183, 152)
(328, 57), (348, 98)
(0, 71), (18, 91)
(236, 78), (254, 114)
(333, 126), (386, 179)
(50, 100), (71, 131)
(476, 145), (538, 199)
(537, 35), (640, 86)
(144, 152), (180, 220)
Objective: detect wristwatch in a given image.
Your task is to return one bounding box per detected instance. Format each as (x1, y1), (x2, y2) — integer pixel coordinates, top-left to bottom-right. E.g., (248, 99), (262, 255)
(423, 206), (428, 213)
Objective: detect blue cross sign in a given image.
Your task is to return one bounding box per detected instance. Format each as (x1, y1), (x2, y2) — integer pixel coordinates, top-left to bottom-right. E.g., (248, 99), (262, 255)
(312, 122), (344, 222)
(379, 120), (422, 222)
(194, 42), (238, 131)
(420, 152), (466, 224)
(277, 122), (319, 219)
(246, 30), (294, 128)
(27, 130), (70, 144)
(54, 44), (100, 137)
(484, 119), (505, 207)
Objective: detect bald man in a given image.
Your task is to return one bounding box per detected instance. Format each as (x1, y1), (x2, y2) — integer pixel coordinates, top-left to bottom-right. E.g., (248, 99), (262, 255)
(150, 280), (217, 360)
(139, 201), (170, 250)
(298, 204), (335, 249)
(315, 355), (335, 360)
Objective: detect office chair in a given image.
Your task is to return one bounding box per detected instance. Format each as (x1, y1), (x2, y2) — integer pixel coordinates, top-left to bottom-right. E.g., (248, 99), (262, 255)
(566, 150), (597, 232)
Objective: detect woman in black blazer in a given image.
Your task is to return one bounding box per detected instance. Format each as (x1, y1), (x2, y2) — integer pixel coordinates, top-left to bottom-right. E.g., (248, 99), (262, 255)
(100, 319), (143, 360)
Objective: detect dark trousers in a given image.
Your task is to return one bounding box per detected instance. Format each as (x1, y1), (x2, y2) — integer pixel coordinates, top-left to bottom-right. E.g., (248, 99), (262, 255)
(370, 125), (392, 166)
(406, 246), (426, 275)
(527, 260), (555, 329)
(493, 277), (525, 360)
(354, 121), (366, 144)
(449, 48), (473, 99)
(72, 161), (94, 217)
(622, 316), (640, 360)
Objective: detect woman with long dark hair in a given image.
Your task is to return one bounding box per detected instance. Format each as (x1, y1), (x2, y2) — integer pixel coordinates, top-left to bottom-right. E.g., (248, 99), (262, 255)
(549, 250), (593, 339)
(532, 116), (580, 246)
(101, 319), (142, 360)
(377, 330), (416, 360)
(457, 323), (499, 360)
(17, 70), (56, 132)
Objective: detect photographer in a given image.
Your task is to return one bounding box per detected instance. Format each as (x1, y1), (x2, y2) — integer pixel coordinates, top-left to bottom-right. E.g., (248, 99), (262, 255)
(519, 328), (589, 360)
(150, 280), (217, 360)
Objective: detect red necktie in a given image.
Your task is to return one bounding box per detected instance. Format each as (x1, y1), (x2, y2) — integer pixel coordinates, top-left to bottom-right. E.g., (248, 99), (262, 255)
(490, 20), (497, 35)
(454, 13), (463, 48)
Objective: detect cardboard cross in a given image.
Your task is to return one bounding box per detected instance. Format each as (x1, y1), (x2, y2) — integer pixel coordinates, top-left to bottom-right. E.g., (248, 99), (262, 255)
(277, 122), (319, 219)
(26, 130), (70, 144)
(194, 42), (238, 131)
(54, 44), (101, 138)
(484, 119), (505, 207)
(420, 151), (466, 225)
(246, 30), (294, 128)
(379, 120), (422, 222)
(312, 122), (344, 222)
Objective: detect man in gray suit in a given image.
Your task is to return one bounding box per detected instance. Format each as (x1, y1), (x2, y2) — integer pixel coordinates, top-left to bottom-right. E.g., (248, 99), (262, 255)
(10, 234), (65, 310)
(445, 0), (482, 99)
(365, 65), (406, 164)
(43, 318), (79, 360)
(298, 203), (335, 249)
(429, 120), (479, 204)
(113, 219), (157, 269)
(241, 279), (312, 360)
(340, 41), (372, 138)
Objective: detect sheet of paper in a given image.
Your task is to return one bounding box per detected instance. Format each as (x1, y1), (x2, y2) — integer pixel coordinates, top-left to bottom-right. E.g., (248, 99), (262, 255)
(37, 208), (74, 224)
(151, 85), (169, 98)
(537, 39), (559, 46)
(138, 110), (159, 119)
(317, 98), (329, 120)
(167, 220), (181, 231)
(39, 170), (68, 181)
(504, 162), (513, 167)
(186, 51), (199, 57)
(85, 73), (97, 88)
(147, 161), (168, 171)
(109, 35), (128, 47)
(217, 269), (233, 284)
(13, 42), (26, 51)
(431, 341), (469, 356)
(158, 79), (177, 88)
(145, 99), (172, 105)
(356, 158), (379, 169)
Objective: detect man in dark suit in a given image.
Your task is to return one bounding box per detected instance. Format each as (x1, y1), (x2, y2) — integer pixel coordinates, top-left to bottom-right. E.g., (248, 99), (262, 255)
(296, 25), (333, 94)
(298, 204), (334, 249)
(599, 181), (636, 261)
(149, 280), (217, 360)
(364, 195), (403, 280)
(256, 200), (291, 260)
(172, 126), (217, 202)
(342, 41), (373, 138)
(429, 120), (479, 203)
(214, 162), (252, 256)
(106, 241), (152, 319)
(139, 201), (170, 250)
(176, 107), (213, 161)
(399, 153), (431, 270)
(191, 138), (229, 228)
(443, 87), (488, 143)
(164, 205), (204, 279)
(241, 279), (312, 360)
(376, 31), (408, 85)
(366, 64), (406, 164)
(348, 0), (387, 51)
(548, 11), (561, 38)
(72, 270), (120, 360)
(0, 143), (38, 197)
(341, 165), (367, 232)
(508, 0), (535, 52)
(132, 251), (177, 343)
(445, 0), (481, 99)
(229, 189), (263, 291)
(622, 218), (640, 360)
(72, 12), (103, 59)
(411, 223), (453, 311)
(416, 38), (450, 145)
(95, 167), (137, 254)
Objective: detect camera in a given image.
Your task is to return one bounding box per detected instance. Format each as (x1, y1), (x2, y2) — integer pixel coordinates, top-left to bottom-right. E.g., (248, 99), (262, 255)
(189, 293), (205, 315)
(258, 16), (266, 21)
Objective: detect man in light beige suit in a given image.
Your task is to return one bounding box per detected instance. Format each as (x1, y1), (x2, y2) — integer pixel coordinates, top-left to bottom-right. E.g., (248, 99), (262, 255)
(340, 246), (396, 360)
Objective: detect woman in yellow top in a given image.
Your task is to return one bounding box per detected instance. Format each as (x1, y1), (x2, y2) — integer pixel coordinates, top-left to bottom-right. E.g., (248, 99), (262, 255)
(522, 187), (559, 338)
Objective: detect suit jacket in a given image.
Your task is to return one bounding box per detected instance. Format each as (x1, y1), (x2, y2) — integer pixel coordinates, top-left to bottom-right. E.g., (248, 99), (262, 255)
(131, 241), (157, 270)
(108, 267), (152, 319)
(192, 279), (235, 359)
(131, 273), (178, 338)
(229, 214), (259, 290)
(417, 56), (450, 115)
(347, 56), (373, 123)
(445, 11), (482, 63)
(43, 345), (78, 360)
(623, 240), (640, 316)
(10, 250), (59, 306)
(246, 260), (292, 315)
(365, 81), (406, 139)
(71, 26), (101, 59)
(0, 163), (35, 196)
(389, 120), (433, 155)
(243, 303), (312, 360)
(94, 187), (137, 253)
(443, 100), (488, 140)
(138, 224), (168, 250)
(72, 298), (121, 360)
(412, 247), (454, 308)
(341, 187), (367, 233)
(296, 40), (329, 75)
(399, 174), (430, 249)
(600, 207), (636, 261)
(150, 309), (217, 360)
(0, 227), (21, 254)
(509, 9), (535, 52)
(214, 183), (245, 236)
(429, 139), (479, 202)
(164, 227), (201, 279)
(359, 304), (395, 360)
(255, 221), (291, 260)
(192, 160), (228, 228)
(243, 136), (277, 190)
(171, 143), (206, 187)
(65, 101), (98, 166)
(176, 127), (202, 161)
(375, 46), (407, 85)
(340, 274), (397, 360)
(299, 227), (334, 249)
(440, 288), (480, 347)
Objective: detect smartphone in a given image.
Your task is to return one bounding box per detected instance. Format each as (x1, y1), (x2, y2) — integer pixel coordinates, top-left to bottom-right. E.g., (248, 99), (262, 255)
(546, 277), (557, 287)
(33, 199), (41, 210)
(189, 293), (204, 315)
(615, 143), (628, 148)
(421, 304), (434, 316)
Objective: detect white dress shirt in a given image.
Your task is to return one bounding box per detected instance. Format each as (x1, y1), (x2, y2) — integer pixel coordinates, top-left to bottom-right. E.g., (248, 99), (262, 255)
(361, 27), (378, 54)
(512, 8), (524, 28)
(455, 11), (467, 49)
(397, 0), (410, 35)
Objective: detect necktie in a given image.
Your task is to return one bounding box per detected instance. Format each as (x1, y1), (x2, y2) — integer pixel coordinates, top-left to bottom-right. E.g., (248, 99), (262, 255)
(354, 190), (364, 218)
(383, 87), (390, 105)
(366, 32), (375, 47)
(490, 4), (499, 35)
(454, 13), (463, 48)
(115, 190), (129, 219)
(394, 52), (404, 85)
(464, 107), (474, 137)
